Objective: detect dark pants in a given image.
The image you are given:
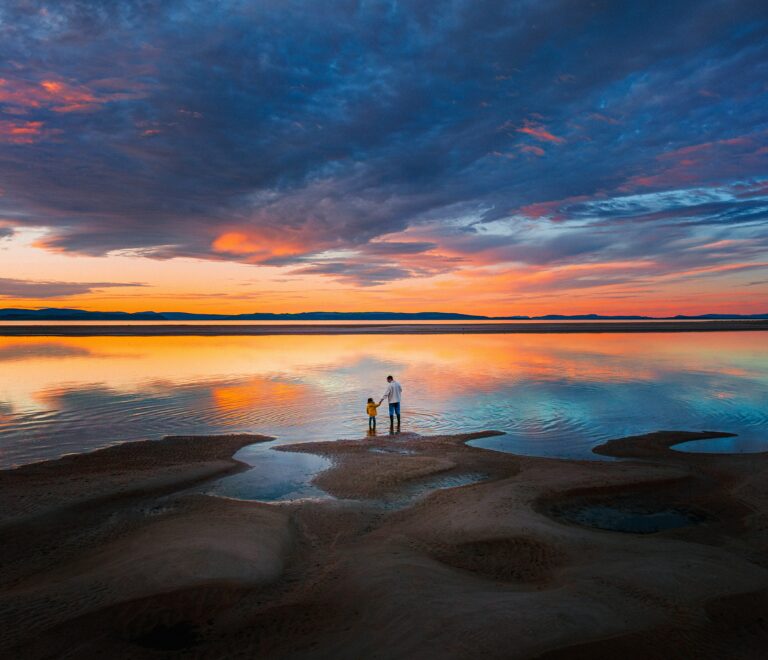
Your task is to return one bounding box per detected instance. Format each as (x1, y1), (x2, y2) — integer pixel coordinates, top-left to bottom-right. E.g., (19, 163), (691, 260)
(388, 402), (401, 432)
(369, 416), (376, 430)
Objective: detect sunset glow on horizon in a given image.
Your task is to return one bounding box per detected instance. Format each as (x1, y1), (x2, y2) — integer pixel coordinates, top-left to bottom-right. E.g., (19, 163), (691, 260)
(1, 1), (767, 316)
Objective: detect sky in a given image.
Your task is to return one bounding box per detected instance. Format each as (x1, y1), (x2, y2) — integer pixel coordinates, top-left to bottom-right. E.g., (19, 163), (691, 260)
(0, 0), (767, 316)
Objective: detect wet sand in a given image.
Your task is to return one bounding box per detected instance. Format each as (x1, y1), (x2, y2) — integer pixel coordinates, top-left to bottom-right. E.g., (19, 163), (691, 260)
(1, 430), (768, 658)
(1, 319), (767, 336)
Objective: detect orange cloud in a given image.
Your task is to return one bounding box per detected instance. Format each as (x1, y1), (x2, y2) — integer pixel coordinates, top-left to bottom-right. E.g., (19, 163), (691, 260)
(657, 261), (768, 281)
(658, 136), (753, 161)
(0, 119), (55, 144)
(518, 194), (592, 219)
(212, 230), (306, 260)
(621, 133), (767, 191)
(0, 76), (147, 114)
(516, 120), (565, 144)
(689, 239), (745, 251)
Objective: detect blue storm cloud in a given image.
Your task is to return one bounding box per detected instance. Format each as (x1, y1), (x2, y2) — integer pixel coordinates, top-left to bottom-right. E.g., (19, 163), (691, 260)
(0, 0), (766, 284)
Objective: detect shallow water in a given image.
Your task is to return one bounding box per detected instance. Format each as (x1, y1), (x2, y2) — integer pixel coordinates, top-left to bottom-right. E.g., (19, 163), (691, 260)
(1, 332), (766, 468)
(199, 442), (333, 501)
(550, 502), (703, 534)
(672, 435), (768, 454)
(374, 472), (491, 510)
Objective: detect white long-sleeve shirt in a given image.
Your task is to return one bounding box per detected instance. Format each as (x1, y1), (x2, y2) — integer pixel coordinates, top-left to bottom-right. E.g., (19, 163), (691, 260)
(383, 380), (403, 403)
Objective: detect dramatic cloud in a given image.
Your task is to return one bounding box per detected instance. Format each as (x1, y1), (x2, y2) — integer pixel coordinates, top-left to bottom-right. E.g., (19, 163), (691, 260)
(0, 277), (144, 298)
(292, 250), (462, 287)
(0, 0), (766, 295)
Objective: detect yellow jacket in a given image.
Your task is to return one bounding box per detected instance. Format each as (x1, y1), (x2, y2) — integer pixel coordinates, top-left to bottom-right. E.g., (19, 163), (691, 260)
(366, 401), (380, 416)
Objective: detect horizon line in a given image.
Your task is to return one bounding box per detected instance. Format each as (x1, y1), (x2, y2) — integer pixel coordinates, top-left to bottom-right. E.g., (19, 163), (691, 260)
(1, 306), (767, 320)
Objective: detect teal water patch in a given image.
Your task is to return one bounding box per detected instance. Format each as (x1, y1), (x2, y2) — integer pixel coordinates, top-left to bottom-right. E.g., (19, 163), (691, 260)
(467, 432), (622, 461)
(375, 472), (490, 510)
(202, 441), (332, 502)
(550, 500), (706, 534)
(672, 435), (768, 454)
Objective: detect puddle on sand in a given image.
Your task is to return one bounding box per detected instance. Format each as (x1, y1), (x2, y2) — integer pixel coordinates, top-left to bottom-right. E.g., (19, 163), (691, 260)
(672, 435), (768, 455)
(200, 441), (333, 502)
(376, 472), (491, 510)
(197, 438), (487, 506)
(369, 446), (417, 456)
(549, 500), (706, 534)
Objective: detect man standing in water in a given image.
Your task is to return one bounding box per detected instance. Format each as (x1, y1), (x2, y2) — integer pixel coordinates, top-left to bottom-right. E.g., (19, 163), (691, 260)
(381, 374), (403, 434)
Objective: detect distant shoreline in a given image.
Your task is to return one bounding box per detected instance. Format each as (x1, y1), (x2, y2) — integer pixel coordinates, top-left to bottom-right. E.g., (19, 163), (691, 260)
(1, 319), (767, 336)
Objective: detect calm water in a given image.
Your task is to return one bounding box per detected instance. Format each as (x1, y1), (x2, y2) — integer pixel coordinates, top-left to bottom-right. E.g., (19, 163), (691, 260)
(0, 332), (766, 468)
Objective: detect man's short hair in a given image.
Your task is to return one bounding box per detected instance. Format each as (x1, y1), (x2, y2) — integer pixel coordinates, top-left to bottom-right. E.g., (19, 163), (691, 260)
(387, 375), (393, 380)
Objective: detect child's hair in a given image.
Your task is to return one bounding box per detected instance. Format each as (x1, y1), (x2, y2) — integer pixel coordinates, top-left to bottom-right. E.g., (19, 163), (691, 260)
(367, 397), (374, 403)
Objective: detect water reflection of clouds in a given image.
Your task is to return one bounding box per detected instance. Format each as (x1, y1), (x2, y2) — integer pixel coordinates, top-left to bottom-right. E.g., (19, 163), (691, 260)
(0, 342), (94, 362)
(0, 400), (12, 426)
(0, 333), (766, 465)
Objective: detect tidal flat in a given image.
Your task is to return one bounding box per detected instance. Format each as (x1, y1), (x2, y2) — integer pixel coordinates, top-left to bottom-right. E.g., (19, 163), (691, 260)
(1, 429), (767, 658)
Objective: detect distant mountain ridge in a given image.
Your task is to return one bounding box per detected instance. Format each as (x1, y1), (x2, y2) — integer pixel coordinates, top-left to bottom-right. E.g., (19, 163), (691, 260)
(0, 308), (166, 321)
(1, 308), (767, 321)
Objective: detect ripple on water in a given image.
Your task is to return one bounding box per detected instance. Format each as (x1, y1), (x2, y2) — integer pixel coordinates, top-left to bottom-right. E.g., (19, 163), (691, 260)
(677, 389), (768, 434)
(2, 333), (767, 468)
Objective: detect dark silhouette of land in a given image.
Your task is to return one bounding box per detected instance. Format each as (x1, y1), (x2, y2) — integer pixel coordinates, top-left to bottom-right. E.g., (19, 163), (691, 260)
(1, 307), (767, 322)
(1, 320), (767, 336)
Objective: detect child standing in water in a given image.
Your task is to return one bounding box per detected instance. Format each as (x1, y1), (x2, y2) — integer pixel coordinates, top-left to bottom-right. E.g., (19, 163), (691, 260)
(366, 397), (381, 431)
